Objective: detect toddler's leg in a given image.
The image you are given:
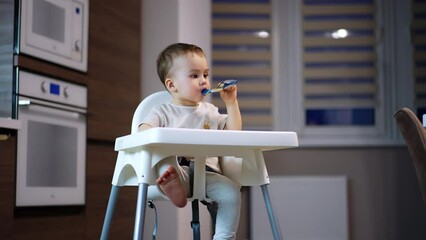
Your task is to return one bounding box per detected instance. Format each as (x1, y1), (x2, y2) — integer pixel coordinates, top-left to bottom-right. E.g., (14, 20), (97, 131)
(156, 156), (189, 208)
(206, 173), (241, 240)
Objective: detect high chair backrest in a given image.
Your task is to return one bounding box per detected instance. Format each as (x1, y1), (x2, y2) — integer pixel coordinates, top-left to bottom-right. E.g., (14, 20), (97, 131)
(130, 90), (242, 197)
(131, 91), (172, 134)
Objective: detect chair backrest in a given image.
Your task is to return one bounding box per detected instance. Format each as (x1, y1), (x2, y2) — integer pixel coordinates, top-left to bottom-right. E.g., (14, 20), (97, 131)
(394, 107), (426, 205)
(130, 90), (243, 198)
(131, 91), (172, 134)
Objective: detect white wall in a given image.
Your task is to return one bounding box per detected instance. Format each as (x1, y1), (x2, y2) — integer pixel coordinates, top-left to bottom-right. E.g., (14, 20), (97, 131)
(141, 0), (211, 99)
(251, 176), (349, 240)
(141, 0), (178, 98)
(140, 1), (212, 239)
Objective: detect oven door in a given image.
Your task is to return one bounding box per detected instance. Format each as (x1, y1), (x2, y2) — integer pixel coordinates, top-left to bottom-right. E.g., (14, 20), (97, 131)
(20, 0), (74, 58)
(16, 97), (86, 207)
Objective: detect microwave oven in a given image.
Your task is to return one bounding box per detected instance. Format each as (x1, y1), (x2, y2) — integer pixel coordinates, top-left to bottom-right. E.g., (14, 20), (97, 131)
(17, 0), (89, 72)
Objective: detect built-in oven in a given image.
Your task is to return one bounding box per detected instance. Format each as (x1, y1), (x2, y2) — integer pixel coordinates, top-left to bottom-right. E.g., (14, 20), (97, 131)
(15, 70), (87, 207)
(17, 0), (89, 72)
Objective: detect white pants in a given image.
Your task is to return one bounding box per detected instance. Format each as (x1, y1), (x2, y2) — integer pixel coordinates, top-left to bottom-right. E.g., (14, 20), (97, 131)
(149, 156), (241, 240)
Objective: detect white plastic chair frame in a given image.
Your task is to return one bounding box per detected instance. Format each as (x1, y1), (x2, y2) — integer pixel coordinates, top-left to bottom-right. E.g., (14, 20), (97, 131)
(100, 91), (298, 240)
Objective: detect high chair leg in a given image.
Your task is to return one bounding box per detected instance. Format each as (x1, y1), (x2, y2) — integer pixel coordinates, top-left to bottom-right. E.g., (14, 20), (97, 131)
(101, 185), (120, 240)
(134, 183), (149, 240)
(191, 200), (201, 240)
(261, 184), (283, 240)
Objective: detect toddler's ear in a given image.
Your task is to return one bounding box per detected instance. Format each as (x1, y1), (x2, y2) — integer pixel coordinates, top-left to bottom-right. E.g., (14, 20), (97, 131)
(165, 78), (176, 92)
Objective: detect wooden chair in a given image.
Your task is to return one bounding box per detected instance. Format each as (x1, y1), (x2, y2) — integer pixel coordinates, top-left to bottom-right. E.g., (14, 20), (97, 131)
(394, 108), (426, 205)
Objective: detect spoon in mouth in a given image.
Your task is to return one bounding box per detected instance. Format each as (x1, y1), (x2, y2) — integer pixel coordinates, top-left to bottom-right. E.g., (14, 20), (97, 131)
(201, 79), (238, 96)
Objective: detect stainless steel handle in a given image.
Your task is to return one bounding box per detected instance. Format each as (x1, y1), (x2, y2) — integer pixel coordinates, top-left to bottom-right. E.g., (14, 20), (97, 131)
(18, 97), (87, 115)
(0, 134), (10, 141)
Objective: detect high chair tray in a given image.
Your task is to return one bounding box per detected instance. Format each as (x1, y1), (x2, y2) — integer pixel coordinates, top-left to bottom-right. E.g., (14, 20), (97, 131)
(115, 128), (298, 152)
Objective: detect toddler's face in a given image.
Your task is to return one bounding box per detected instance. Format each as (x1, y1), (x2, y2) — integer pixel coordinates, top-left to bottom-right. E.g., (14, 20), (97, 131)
(168, 53), (210, 106)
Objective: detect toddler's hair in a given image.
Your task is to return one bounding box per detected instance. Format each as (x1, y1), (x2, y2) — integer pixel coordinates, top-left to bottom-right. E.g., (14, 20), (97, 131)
(156, 43), (205, 86)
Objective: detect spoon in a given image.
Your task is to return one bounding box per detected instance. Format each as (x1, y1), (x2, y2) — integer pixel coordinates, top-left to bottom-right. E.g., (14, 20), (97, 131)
(201, 79), (238, 96)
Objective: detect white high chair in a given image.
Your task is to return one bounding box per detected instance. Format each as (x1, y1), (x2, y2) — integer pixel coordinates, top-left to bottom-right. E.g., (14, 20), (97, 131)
(100, 91), (298, 240)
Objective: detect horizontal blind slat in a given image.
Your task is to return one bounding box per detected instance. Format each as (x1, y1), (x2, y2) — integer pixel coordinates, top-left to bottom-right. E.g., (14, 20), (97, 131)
(303, 21), (375, 30)
(304, 68), (376, 78)
(213, 19), (271, 29)
(235, 82), (272, 92)
(214, 67), (271, 77)
(415, 69), (426, 77)
(417, 84), (426, 93)
(412, 21), (426, 30)
(213, 51), (271, 60)
(213, 35), (271, 45)
(213, 3), (270, 14)
(412, 3), (426, 13)
(242, 115), (272, 126)
(304, 84), (377, 95)
(213, 99), (272, 109)
(303, 5), (374, 15)
(414, 52), (426, 61)
(304, 52), (376, 62)
(303, 37), (376, 46)
(416, 100), (426, 106)
(413, 35), (426, 44)
(305, 99), (376, 108)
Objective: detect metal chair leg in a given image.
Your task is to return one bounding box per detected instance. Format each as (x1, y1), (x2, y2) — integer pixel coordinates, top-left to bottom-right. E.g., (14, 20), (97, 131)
(191, 200), (201, 240)
(261, 184), (283, 240)
(101, 185), (120, 240)
(134, 183), (149, 240)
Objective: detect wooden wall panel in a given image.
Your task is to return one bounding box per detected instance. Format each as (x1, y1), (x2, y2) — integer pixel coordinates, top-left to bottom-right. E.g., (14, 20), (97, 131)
(87, 0), (141, 141)
(0, 132), (16, 239)
(85, 141), (137, 239)
(0, 0), (141, 239)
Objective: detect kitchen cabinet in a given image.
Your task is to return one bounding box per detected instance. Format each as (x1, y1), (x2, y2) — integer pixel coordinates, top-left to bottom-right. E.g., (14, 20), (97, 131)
(0, 130), (16, 239)
(0, 0), (141, 238)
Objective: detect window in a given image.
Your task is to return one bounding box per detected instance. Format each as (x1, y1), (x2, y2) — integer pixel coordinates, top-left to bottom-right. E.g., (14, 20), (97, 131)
(301, 1), (377, 127)
(275, 0), (414, 146)
(212, 0), (414, 146)
(413, 0), (426, 118)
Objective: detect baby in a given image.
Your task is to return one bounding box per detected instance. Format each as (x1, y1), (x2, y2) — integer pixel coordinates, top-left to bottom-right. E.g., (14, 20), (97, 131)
(139, 43), (241, 240)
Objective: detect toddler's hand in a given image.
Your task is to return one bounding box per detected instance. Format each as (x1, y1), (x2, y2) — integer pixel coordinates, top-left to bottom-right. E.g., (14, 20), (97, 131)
(220, 85), (238, 104)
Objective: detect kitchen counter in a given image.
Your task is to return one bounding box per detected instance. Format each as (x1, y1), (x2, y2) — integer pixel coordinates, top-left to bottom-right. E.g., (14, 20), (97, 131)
(0, 118), (21, 130)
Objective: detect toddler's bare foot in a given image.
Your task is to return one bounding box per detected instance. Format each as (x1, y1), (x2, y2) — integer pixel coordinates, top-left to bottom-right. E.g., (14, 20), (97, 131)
(157, 166), (187, 208)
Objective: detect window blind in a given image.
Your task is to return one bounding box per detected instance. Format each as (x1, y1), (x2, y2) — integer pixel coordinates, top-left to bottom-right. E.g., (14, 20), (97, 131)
(302, 0), (377, 126)
(211, 0), (272, 130)
(413, 0), (426, 117)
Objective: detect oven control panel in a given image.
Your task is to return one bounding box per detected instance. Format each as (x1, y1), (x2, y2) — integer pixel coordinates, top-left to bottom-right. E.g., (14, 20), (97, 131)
(17, 70), (87, 108)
